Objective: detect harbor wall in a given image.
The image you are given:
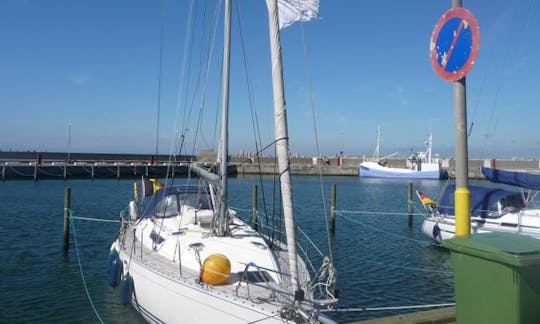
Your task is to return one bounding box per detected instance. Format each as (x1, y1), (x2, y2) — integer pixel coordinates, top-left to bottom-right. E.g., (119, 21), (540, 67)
(229, 156), (540, 177)
(1, 151), (539, 179)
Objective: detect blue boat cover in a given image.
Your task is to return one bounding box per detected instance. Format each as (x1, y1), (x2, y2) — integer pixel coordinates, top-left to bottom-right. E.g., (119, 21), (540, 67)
(438, 184), (524, 218)
(481, 167), (540, 191)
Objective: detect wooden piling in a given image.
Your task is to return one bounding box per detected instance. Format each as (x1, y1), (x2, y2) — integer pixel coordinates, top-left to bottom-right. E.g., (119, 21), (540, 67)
(252, 185), (258, 231)
(91, 165), (95, 180)
(408, 182), (413, 227)
(63, 187), (71, 255)
(330, 183), (337, 232)
(1, 165), (5, 181)
(63, 164), (67, 180)
(33, 163), (38, 181)
(117, 165), (120, 179)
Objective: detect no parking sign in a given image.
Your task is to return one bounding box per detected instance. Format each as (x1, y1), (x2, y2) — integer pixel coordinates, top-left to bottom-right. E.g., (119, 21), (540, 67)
(430, 7), (480, 81)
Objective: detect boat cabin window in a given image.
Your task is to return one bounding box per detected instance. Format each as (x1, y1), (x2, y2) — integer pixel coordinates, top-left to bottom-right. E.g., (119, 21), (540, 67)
(178, 192), (211, 210)
(155, 195), (180, 217)
(493, 195), (525, 215)
(153, 189), (213, 218)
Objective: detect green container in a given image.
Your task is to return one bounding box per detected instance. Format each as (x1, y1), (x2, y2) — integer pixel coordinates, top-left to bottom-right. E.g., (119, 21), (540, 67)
(442, 232), (540, 324)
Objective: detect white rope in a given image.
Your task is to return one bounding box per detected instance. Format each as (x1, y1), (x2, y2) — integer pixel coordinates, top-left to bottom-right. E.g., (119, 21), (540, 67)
(336, 210), (426, 217)
(68, 212), (105, 324)
(70, 216), (120, 223)
(340, 214), (431, 245)
(321, 302), (455, 313)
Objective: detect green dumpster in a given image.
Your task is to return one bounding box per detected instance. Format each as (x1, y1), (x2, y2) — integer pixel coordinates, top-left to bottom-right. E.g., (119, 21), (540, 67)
(442, 232), (540, 324)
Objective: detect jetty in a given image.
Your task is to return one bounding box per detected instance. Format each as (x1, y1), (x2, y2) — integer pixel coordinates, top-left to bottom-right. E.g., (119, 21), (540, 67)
(350, 307), (455, 323)
(1, 151), (539, 180)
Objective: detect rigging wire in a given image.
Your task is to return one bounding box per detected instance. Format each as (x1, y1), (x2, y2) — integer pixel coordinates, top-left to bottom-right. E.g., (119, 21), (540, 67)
(300, 23), (334, 262)
(178, 0), (196, 141)
(190, 0), (222, 158)
(467, 36), (494, 139)
(235, 0), (273, 232)
(154, 0), (166, 157)
(480, 0), (535, 156)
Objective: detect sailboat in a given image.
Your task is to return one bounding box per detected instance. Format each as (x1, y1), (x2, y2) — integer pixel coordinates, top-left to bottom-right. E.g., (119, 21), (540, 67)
(419, 167), (540, 242)
(108, 1), (338, 323)
(359, 127), (446, 179)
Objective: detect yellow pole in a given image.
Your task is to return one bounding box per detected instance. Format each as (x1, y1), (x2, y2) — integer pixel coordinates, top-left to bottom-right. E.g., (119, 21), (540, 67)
(454, 186), (470, 236)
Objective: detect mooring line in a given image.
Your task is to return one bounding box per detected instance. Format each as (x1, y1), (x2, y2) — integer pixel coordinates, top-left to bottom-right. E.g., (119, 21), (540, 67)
(339, 214), (431, 246)
(321, 302), (455, 313)
(361, 258), (453, 274)
(70, 215), (120, 223)
(336, 209), (426, 217)
(69, 211), (105, 324)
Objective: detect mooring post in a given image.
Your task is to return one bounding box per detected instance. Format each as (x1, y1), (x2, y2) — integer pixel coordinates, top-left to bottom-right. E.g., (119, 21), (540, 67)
(33, 163), (38, 181)
(1, 165), (5, 181)
(91, 165), (95, 181)
(63, 164), (67, 180)
(408, 182), (413, 227)
(63, 187), (72, 256)
(252, 184), (258, 231)
(117, 165), (120, 179)
(330, 183), (337, 232)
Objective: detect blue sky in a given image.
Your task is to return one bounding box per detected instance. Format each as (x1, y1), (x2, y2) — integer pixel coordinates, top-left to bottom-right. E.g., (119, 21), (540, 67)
(1, 0), (539, 158)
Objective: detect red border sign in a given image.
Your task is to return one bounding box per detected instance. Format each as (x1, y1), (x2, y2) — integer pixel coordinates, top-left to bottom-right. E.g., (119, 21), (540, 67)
(430, 8), (480, 81)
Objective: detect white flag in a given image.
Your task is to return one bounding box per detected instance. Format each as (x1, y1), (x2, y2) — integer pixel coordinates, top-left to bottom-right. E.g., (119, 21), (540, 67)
(270, 0), (319, 29)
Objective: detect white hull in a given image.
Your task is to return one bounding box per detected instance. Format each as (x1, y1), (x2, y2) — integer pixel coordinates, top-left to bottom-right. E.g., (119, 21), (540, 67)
(422, 208), (540, 242)
(359, 161), (443, 179)
(110, 206), (331, 324)
(113, 241), (288, 323)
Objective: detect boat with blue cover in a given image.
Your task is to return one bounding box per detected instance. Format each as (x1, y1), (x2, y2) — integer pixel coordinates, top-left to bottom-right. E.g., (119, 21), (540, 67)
(420, 167), (540, 242)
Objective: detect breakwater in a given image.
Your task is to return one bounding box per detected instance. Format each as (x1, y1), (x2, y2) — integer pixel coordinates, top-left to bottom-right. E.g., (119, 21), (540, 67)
(1, 151), (539, 180)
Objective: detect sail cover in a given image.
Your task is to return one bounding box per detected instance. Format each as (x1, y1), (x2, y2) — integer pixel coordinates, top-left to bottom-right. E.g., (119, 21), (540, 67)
(438, 184), (524, 218)
(481, 167), (540, 191)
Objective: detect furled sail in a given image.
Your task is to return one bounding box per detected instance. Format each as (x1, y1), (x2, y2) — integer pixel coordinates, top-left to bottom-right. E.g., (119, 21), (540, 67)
(481, 167), (540, 191)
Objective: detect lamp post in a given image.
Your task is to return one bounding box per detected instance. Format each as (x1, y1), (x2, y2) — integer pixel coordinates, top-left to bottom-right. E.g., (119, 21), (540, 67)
(67, 123), (72, 164)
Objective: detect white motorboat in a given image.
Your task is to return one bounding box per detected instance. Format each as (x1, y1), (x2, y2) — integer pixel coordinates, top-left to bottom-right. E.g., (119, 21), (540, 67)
(359, 128), (446, 179)
(419, 167), (540, 242)
(107, 1), (338, 323)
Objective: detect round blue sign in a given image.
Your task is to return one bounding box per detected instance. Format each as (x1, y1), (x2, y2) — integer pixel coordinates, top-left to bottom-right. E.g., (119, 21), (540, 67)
(430, 8), (480, 81)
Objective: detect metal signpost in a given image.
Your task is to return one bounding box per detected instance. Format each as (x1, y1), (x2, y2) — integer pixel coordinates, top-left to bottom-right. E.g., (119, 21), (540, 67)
(430, 2), (479, 237)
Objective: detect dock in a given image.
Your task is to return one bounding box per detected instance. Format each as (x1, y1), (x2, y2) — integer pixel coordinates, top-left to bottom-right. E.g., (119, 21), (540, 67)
(349, 307), (455, 324)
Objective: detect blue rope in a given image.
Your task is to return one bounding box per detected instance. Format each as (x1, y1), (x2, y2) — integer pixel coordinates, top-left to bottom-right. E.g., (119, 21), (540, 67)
(68, 209), (106, 324)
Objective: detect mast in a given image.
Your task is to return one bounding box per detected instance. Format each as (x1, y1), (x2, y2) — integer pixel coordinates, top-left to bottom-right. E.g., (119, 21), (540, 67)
(217, 0), (232, 237)
(373, 125), (380, 160)
(266, 0), (300, 293)
(426, 132), (432, 163)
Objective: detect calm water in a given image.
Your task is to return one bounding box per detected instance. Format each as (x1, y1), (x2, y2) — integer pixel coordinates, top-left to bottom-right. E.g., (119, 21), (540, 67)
(1, 176), (462, 323)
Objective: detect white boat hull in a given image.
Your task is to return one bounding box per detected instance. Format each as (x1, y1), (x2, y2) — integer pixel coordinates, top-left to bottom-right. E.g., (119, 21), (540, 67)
(113, 241), (287, 324)
(422, 209), (540, 242)
(359, 161), (443, 179)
